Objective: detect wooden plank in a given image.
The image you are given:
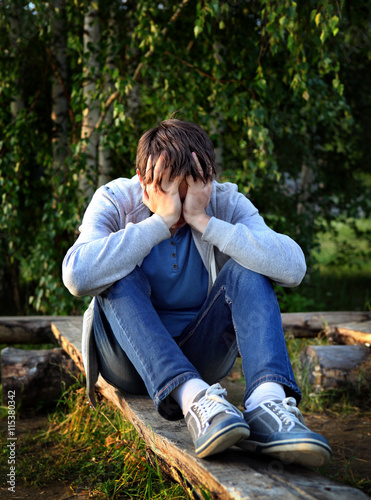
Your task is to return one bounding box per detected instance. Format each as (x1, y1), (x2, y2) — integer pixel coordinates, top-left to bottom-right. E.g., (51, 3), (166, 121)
(326, 320), (371, 346)
(51, 317), (85, 373)
(1, 312), (370, 343)
(281, 311), (371, 337)
(51, 318), (369, 500)
(300, 345), (371, 390)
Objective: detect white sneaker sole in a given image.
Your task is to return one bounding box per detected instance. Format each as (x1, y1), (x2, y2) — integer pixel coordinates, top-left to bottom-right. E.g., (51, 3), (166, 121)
(237, 438), (332, 467)
(196, 424), (251, 458)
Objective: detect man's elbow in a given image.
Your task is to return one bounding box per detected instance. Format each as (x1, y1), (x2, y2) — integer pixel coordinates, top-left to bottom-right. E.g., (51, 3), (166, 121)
(286, 258), (307, 287)
(62, 269), (88, 297)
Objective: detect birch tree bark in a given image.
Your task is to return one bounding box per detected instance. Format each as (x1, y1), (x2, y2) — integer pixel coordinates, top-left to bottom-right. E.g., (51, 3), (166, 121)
(51, 0), (68, 178)
(98, 7), (115, 188)
(8, 1), (24, 118)
(7, 0), (24, 314)
(79, 1), (100, 202)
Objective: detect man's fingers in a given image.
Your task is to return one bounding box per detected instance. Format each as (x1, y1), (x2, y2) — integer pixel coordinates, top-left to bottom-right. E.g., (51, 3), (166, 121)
(192, 152), (211, 183)
(192, 152), (213, 186)
(145, 154), (153, 183)
(152, 154), (168, 190)
(192, 151), (202, 171)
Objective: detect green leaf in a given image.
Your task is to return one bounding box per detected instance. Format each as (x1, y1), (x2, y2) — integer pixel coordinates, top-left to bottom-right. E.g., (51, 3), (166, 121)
(194, 24), (203, 38)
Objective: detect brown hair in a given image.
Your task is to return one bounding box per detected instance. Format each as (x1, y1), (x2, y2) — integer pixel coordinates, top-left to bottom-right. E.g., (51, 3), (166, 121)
(136, 119), (216, 186)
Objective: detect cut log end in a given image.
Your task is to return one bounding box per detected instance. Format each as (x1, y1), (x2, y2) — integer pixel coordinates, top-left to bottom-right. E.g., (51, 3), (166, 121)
(1, 347), (80, 410)
(300, 345), (371, 391)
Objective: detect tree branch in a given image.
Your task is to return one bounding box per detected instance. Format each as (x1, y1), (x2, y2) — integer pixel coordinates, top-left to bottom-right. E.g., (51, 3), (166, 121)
(164, 51), (256, 98)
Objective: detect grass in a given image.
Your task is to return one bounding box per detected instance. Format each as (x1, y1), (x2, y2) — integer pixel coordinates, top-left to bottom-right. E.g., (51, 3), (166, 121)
(0, 375), (199, 499)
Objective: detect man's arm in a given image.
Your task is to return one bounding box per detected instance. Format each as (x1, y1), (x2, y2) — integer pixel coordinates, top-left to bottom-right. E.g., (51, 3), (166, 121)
(62, 185), (171, 297)
(182, 153), (305, 287)
(202, 190), (307, 287)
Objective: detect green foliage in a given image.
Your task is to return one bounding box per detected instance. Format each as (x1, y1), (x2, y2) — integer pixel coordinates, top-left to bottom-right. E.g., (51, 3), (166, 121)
(0, 0), (370, 314)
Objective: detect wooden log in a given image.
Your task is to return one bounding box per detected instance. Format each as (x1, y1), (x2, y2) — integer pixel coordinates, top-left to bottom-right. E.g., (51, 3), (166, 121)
(281, 311), (371, 337)
(1, 312), (369, 343)
(300, 345), (371, 391)
(1, 347), (80, 409)
(0, 316), (76, 344)
(50, 317), (370, 500)
(325, 320), (371, 347)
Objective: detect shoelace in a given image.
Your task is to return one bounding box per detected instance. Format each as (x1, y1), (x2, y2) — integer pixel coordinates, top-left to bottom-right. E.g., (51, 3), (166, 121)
(272, 397), (306, 426)
(193, 383), (243, 428)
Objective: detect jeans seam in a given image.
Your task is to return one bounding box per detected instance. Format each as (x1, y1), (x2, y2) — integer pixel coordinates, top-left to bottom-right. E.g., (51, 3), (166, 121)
(178, 285), (227, 347)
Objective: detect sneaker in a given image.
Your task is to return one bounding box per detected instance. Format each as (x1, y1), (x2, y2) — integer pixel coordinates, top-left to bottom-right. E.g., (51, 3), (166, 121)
(237, 397), (332, 467)
(185, 383), (250, 458)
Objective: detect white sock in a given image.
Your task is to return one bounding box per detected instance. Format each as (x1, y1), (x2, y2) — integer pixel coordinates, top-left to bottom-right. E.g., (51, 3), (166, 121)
(171, 378), (210, 416)
(244, 382), (286, 413)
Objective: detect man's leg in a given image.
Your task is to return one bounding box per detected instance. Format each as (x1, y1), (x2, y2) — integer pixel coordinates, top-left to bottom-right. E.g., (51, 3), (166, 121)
(175, 259), (331, 466)
(93, 266), (250, 457)
(93, 266), (202, 420)
(177, 258), (300, 400)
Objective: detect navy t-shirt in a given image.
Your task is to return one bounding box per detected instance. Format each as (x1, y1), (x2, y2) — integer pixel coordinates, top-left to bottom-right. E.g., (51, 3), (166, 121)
(141, 225), (209, 337)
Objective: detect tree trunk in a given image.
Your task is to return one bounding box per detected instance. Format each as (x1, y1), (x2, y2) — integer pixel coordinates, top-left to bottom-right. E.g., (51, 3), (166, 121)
(51, 0), (69, 179)
(297, 163), (314, 218)
(7, 1), (24, 314)
(325, 321), (371, 347)
(0, 317), (54, 344)
(79, 1), (100, 202)
(8, 0), (24, 117)
(98, 7), (115, 188)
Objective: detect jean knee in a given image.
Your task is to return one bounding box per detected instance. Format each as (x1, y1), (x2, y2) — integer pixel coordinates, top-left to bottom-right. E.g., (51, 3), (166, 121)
(103, 266), (151, 300)
(219, 259), (271, 289)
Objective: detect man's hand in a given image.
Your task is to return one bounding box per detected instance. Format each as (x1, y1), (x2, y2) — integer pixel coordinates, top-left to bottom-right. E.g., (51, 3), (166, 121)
(183, 152), (212, 233)
(139, 154), (182, 229)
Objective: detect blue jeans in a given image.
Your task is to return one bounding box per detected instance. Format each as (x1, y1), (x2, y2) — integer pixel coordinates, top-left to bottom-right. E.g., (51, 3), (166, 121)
(93, 259), (301, 420)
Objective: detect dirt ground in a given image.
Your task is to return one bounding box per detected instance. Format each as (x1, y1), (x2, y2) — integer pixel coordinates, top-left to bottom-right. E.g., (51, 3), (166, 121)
(1, 377), (371, 499)
(223, 370), (371, 496)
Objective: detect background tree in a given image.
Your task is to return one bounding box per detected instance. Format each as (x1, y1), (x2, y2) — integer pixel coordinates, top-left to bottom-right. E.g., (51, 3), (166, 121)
(0, 0), (369, 315)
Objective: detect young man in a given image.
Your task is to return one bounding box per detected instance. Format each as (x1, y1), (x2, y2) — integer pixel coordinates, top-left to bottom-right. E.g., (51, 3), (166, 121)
(63, 119), (331, 466)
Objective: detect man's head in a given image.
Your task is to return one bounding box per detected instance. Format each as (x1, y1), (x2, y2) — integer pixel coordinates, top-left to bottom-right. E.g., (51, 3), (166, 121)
(136, 119), (216, 188)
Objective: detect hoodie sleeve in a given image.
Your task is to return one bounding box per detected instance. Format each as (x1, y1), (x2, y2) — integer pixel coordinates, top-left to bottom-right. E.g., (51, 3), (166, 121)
(202, 188), (306, 287)
(62, 185), (170, 297)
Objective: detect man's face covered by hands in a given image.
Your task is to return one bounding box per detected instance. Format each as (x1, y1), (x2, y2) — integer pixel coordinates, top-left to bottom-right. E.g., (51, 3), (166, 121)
(137, 151), (213, 235)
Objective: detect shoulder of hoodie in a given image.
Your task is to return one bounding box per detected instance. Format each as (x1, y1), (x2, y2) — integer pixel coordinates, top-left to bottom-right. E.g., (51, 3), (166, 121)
(91, 175), (143, 215)
(212, 179), (258, 216)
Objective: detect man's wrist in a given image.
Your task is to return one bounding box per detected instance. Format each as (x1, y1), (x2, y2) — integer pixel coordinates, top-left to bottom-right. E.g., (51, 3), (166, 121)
(188, 213), (210, 234)
(160, 214), (178, 229)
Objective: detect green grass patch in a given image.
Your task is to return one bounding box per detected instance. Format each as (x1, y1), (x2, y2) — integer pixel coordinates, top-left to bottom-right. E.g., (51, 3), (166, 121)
(314, 218), (371, 272)
(0, 376), (203, 499)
